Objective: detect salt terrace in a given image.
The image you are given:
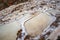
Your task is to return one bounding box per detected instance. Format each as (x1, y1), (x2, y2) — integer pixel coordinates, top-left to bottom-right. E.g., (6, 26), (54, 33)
(0, 0), (60, 40)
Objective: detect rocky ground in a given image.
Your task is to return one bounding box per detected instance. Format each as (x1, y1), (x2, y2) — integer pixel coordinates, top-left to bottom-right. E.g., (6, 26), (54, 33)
(0, 0), (28, 10)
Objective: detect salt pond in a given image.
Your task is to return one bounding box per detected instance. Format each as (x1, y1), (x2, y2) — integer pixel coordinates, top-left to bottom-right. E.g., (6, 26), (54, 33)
(0, 21), (20, 40)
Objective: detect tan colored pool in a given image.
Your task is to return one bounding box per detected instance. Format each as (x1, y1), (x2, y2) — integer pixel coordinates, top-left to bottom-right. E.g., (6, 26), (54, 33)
(25, 13), (54, 36)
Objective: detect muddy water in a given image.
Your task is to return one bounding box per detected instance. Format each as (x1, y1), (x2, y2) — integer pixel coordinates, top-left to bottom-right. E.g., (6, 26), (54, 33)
(0, 21), (20, 40)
